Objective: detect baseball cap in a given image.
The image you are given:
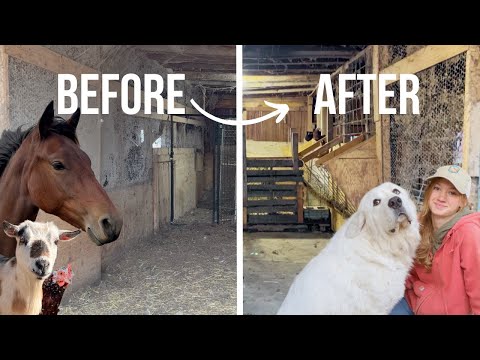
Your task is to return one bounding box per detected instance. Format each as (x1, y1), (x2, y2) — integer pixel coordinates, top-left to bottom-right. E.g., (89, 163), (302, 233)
(426, 165), (471, 197)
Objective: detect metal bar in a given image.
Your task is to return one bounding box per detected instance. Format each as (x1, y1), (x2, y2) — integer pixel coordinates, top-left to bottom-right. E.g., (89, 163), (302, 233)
(170, 114), (175, 224)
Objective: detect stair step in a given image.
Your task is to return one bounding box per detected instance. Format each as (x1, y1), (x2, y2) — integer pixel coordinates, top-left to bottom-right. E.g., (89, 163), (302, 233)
(247, 205), (297, 214)
(247, 176), (303, 183)
(247, 159), (304, 168)
(248, 199), (297, 207)
(247, 190), (297, 197)
(247, 170), (303, 177)
(248, 214), (299, 224)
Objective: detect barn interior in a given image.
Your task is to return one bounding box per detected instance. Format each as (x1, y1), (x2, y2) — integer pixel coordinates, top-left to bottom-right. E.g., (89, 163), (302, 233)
(243, 45), (480, 314)
(0, 45), (237, 314)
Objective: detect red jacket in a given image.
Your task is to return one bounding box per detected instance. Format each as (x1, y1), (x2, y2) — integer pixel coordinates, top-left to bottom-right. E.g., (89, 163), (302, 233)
(405, 212), (480, 315)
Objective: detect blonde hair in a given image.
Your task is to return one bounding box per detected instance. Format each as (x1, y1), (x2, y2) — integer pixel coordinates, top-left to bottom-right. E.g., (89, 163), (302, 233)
(416, 178), (468, 271)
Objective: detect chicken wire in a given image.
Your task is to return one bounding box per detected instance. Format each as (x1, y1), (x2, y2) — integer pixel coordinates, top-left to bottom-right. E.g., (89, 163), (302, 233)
(379, 45), (426, 70)
(330, 50), (375, 141)
(383, 53), (466, 207)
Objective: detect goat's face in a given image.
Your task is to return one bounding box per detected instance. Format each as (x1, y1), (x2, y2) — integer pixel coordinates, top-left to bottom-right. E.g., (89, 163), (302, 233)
(3, 220), (80, 279)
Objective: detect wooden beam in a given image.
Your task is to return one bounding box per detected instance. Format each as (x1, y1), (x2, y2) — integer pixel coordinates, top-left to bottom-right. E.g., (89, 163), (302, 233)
(184, 72), (236, 82)
(297, 183), (304, 223)
(243, 96), (307, 109)
(301, 137), (342, 163)
(245, 81), (317, 89)
(244, 75), (320, 83)
(244, 87), (315, 95)
(463, 46), (480, 177)
(136, 45), (235, 58)
(380, 45), (469, 85)
(136, 111), (206, 127)
(315, 134), (365, 165)
(165, 63), (236, 71)
(0, 46), (9, 131)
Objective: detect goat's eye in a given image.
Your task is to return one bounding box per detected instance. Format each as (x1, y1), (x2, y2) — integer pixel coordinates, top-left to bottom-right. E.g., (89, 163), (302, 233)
(393, 189), (400, 194)
(373, 199), (381, 206)
(52, 161), (65, 171)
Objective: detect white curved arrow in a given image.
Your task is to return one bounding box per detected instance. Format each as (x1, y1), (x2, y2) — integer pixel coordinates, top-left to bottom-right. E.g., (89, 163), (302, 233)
(190, 99), (289, 126)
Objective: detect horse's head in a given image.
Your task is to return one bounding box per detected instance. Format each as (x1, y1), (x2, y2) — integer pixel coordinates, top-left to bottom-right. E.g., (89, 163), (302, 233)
(25, 101), (123, 246)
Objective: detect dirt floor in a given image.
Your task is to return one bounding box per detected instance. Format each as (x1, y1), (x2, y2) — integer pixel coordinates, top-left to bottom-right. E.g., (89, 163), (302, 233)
(60, 207), (236, 315)
(243, 232), (332, 315)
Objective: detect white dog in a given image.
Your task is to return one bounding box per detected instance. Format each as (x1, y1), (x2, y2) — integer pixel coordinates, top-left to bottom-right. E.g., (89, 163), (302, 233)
(277, 182), (421, 315)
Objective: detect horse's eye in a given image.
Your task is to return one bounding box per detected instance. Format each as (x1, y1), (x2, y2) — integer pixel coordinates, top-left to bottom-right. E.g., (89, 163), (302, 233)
(52, 161), (65, 171)
(373, 199), (381, 206)
(393, 189), (400, 194)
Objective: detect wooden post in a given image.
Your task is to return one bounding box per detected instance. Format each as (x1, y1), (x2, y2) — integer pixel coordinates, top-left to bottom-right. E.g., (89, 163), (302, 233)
(0, 46), (9, 132)
(297, 183), (304, 223)
(463, 46), (480, 181)
(291, 129), (299, 171)
(243, 122), (248, 228)
(372, 45), (383, 183)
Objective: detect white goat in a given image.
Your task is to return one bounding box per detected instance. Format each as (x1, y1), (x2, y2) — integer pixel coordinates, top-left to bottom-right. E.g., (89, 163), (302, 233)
(0, 220), (80, 315)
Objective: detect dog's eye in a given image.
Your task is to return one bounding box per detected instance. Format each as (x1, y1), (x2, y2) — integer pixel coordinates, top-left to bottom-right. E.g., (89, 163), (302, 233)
(393, 189), (400, 194)
(373, 199), (381, 206)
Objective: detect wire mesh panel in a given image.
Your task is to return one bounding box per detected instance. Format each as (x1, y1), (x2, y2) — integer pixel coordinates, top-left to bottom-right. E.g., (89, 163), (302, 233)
(379, 45), (426, 70)
(384, 53), (466, 207)
(215, 124), (236, 223)
(330, 50), (375, 142)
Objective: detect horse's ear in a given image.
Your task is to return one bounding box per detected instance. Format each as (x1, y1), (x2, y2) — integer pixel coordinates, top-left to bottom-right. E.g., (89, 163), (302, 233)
(39, 101), (55, 139)
(67, 108), (80, 131)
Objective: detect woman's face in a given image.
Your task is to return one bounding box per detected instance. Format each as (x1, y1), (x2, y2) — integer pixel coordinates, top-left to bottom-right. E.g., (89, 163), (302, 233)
(428, 178), (466, 220)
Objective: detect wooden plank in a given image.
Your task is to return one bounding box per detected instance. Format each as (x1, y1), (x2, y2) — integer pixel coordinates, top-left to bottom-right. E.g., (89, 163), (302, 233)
(0, 46), (9, 131)
(247, 190), (297, 197)
(301, 136), (342, 163)
(247, 175), (304, 183)
(316, 134), (365, 165)
(380, 45), (469, 85)
(244, 87), (315, 95)
(248, 199), (297, 207)
(248, 184), (297, 191)
(244, 75), (320, 83)
(136, 45), (235, 58)
(247, 159), (300, 168)
(247, 205), (297, 214)
(307, 95), (313, 127)
(248, 214), (299, 224)
(297, 183), (304, 223)
(244, 97), (306, 109)
(245, 81), (318, 89)
(463, 46), (480, 177)
(299, 139), (323, 157)
(247, 169), (304, 177)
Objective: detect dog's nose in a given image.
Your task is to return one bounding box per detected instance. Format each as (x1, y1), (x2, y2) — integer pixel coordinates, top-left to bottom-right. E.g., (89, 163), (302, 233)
(388, 196), (402, 209)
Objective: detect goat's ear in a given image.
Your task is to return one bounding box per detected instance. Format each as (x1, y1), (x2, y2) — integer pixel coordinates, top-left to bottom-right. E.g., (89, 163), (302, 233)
(66, 107), (80, 131)
(39, 101), (55, 139)
(3, 221), (19, 238)
(58, 229), (81, 241)
(345, 211), (366, 238)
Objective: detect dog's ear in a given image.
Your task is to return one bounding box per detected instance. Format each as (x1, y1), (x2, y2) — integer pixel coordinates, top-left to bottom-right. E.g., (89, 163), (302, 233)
(345, 211), (366, 238)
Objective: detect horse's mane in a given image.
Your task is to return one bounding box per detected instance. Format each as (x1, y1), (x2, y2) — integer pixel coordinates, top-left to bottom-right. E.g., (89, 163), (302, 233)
(0, 117), (78, 178)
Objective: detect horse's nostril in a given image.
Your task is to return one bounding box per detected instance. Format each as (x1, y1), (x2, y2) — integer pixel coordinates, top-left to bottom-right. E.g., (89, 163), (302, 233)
(100, 217), (114, 238)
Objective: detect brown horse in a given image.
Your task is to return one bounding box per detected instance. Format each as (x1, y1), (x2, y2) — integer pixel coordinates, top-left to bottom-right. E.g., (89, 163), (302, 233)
(0, 101), (123, 257)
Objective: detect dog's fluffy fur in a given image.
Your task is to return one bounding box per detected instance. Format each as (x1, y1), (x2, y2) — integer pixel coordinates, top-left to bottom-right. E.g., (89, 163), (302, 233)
(277, 182), (421, 315)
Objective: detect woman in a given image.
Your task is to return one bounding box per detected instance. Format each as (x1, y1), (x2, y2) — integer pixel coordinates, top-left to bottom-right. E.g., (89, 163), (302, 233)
(390, 165), (480, 315)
